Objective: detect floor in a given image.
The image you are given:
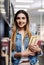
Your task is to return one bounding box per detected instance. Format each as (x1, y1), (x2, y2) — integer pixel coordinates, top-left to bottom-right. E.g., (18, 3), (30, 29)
(38, 55), (44, 65)
(38, 45), (44, 65)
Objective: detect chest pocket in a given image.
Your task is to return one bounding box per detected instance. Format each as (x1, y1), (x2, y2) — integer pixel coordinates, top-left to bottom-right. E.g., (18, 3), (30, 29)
(15, 36), (21, 52)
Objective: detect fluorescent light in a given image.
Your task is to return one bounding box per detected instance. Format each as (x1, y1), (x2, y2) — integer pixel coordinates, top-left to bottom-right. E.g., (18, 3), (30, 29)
(0, 8), (6, 14)
(16, 0), (34, 3)
(38, 9), (44, 12)
(0, 8), (5, 12)
(1, 11), (6, 14)
(14, 9), (27, 13)
(15, 5), (30, 8)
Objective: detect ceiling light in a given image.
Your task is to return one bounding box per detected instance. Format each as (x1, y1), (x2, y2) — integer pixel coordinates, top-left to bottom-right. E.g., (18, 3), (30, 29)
(0, 9), (6, 14)
(0, 8), (5, 11)
(38, 0), (44, 12)
(1, 11), (6, 14)
(15, 5), (30, 8)
(38, 9), (44, 12)
(16, 0), (34, 3)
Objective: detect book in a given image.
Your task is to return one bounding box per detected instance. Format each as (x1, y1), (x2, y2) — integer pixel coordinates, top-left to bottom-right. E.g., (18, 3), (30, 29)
(29, 35), (40, 45)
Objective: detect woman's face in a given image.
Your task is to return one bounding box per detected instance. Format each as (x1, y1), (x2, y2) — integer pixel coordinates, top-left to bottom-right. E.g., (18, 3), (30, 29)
(16, 13), (27, 28)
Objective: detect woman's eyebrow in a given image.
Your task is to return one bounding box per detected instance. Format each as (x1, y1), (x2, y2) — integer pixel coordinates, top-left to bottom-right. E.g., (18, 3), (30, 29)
(16, 17), (20, 19)
(22, 17), (26, 19)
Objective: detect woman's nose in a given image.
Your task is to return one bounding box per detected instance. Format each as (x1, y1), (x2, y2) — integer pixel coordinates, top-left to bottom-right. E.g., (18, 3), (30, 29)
(19, 18), (22, 22)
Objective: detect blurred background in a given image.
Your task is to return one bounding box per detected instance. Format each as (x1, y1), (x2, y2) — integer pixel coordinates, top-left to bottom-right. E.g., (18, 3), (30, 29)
(0, 0), (44, 65)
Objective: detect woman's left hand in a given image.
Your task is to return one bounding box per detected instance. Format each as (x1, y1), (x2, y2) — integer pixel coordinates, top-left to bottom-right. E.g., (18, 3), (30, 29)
(29, 44), (41, 52)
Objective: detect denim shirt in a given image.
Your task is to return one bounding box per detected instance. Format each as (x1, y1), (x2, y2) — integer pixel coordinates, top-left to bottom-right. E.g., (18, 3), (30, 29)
(11, 32), (42, 65)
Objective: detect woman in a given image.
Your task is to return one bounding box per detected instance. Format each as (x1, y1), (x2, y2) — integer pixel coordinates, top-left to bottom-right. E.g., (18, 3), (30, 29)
(11, 10), (42, 65)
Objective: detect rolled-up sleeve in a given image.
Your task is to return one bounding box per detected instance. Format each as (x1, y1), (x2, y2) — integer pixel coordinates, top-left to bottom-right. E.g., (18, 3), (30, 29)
(11, 51), (17, 60)
(38, 50), (43, 56)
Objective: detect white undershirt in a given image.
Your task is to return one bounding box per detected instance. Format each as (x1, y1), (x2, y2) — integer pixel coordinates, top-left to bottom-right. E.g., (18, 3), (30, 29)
(19, 35), (29, 63)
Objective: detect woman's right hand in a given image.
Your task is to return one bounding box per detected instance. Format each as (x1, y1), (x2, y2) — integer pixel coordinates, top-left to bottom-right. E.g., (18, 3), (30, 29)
(28, 50), (35, 56)
(27, 49), (35, 56)
(21, 50), (35, 57)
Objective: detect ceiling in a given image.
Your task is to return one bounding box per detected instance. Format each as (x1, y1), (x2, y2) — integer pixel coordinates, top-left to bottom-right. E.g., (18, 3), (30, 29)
(11, 0), (44, 16)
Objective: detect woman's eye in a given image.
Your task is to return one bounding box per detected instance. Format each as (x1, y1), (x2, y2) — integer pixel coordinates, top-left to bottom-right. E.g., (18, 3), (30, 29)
(22, 17), (25, 19)
(16, 17), (25, 20)
(17, 17), (20, 19)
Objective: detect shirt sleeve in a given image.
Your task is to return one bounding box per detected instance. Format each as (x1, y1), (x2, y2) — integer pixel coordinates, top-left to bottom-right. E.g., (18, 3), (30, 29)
(11, 50), (17, 60)
(37, 50), (43, 56)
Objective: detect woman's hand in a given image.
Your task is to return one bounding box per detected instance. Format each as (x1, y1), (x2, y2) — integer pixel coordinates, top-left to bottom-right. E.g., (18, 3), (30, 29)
(28, 44), (41, 53)
(21, 50), (35, 57)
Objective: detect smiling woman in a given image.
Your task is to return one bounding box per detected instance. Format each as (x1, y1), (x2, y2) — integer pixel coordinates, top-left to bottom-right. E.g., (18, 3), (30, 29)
(10, 10), (43, 65)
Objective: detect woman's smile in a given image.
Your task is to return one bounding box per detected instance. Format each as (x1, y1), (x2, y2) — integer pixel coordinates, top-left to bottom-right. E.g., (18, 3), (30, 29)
(18, 22), (26, 27)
